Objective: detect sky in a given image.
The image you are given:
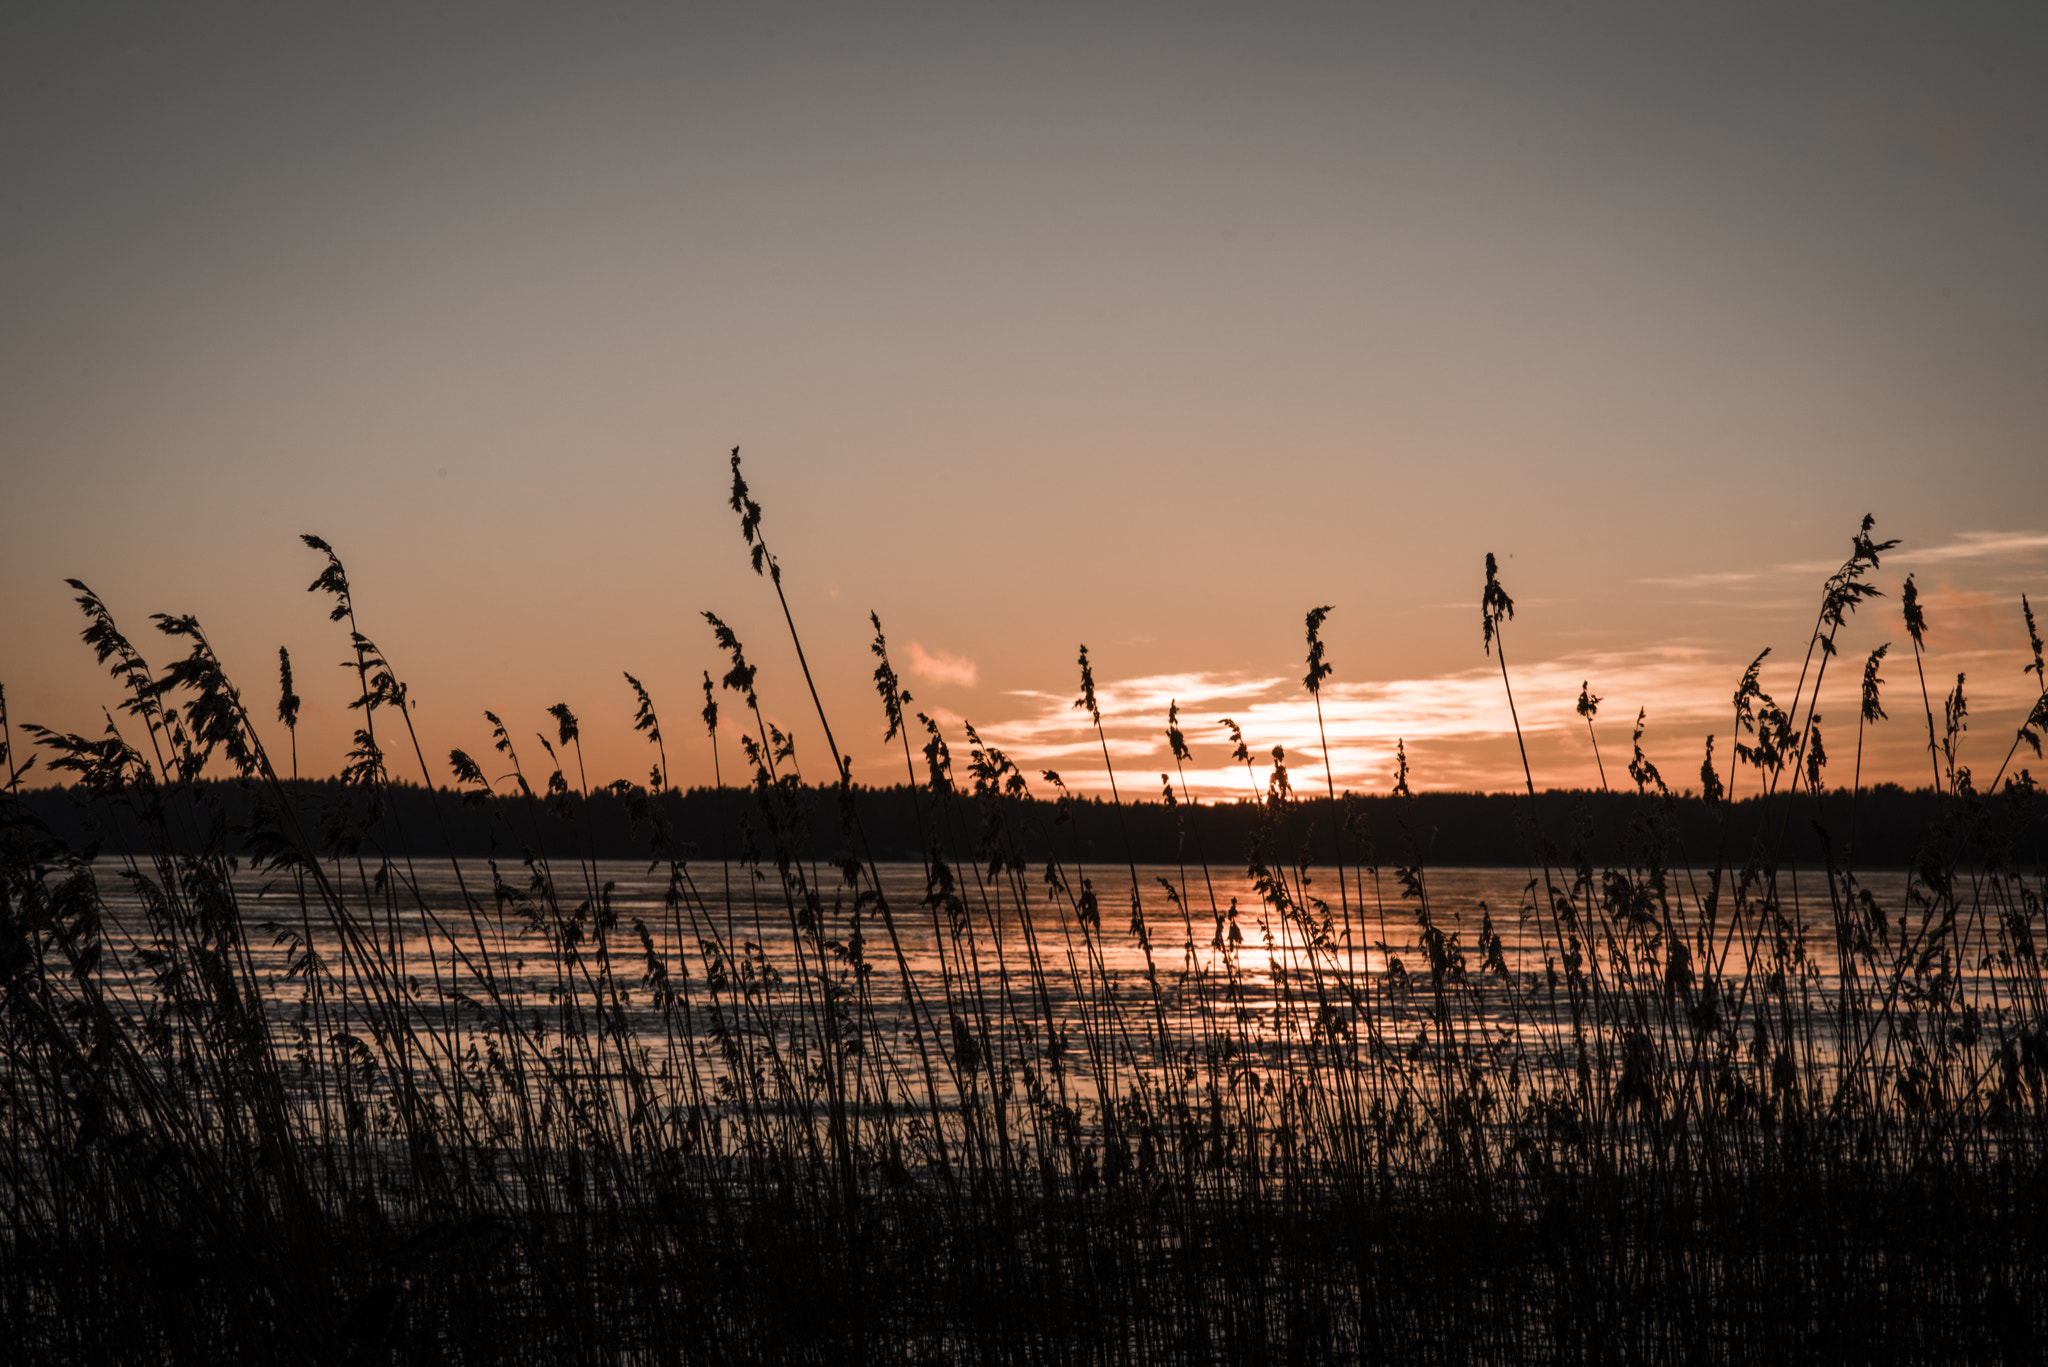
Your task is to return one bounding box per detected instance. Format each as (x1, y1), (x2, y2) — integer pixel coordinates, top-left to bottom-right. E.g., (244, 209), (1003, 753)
(2, 2), (2045, 802)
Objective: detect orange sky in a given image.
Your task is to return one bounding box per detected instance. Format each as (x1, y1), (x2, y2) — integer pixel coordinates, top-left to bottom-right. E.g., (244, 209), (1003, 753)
(8, 475), (2042, 804)
(3, 5), (2045, 800)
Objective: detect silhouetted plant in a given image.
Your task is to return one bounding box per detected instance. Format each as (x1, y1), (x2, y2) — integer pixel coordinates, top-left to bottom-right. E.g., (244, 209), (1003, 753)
(0, 498), (2040, 1366)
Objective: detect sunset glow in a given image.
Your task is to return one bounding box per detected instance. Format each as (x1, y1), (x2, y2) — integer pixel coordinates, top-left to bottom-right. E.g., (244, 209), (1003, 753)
(0, 7), (2041, 800)
(6, 8), (2046, 1358)
(3, 8), (2043, 805)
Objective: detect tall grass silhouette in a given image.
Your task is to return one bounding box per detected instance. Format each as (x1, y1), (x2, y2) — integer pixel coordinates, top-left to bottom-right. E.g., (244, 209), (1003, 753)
(2, 478), (2044, 1364)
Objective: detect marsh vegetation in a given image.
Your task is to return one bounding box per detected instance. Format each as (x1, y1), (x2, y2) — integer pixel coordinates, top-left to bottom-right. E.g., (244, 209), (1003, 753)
(3, 469), (2045, 1363)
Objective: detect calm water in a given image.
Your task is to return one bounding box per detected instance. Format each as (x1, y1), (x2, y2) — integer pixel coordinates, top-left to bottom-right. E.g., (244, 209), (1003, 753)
(84, 854), (1984, 1108)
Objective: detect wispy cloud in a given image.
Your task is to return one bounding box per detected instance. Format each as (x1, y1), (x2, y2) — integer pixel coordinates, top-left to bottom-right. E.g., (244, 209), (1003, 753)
(907, 641), (979, 688)
(970, 651), (1731, 795)
(1641, 530), (2048, 591)
(1639, 560), (1839, 590)
(1908, 531), (2048, 563)
(956, 643), (2047, 798)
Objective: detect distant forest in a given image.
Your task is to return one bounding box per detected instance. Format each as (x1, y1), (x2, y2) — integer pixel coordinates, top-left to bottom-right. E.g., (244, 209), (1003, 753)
(14, 778), (2044, 872)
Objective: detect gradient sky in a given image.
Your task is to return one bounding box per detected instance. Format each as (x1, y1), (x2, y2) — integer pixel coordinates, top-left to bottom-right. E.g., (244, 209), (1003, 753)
(3, 3), (2045, 801)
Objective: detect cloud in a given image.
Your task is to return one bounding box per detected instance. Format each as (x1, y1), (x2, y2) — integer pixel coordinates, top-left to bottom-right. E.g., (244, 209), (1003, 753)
(1907, 531), (2048, 563)
(970, 653), (1717, 793)
(1640, 530), (2048, 591)
(1639, 560), (1839, 590)
(957, 644), (2048, 798)
(907, 641), (979, 688)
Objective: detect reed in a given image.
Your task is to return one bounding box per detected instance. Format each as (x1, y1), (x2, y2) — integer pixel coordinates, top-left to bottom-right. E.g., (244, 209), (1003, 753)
(1, 493), (2044, 1364)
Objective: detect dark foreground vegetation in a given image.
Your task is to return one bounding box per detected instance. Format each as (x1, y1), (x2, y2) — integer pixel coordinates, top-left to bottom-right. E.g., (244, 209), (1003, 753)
(5, 471), (2047, 1364)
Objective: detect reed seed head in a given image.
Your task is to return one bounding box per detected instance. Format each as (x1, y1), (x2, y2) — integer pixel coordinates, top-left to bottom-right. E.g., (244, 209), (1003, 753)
(2023, 595), (2044, 683)
(1627, 708), (1665, 795)
(1815, 516), (1896, 652)
(728, 448), (772, 578)
(2019, 694), (2047, 760)
(277, 647), (300, 731)
(547, 702), (580, 747)
(625, 672), (661, 745)
(1166, 700), (1191, 764)
(448, 747), (487, 788)
(1861, 644), (1889, 724)
(702, 612), (759, 709)
(1903, 574), (1928, 647)
(301, 534), (355, 623)
(1733, 649), (1770, 729)
(870, 612), (912, 743)
(1219, 717), (1250, 766)
(1303, 606), (1334, 695)
(1805, 716), (1827, 791)
(1074, 645), (1100, 726)
(1481, 553), (1515, 655)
